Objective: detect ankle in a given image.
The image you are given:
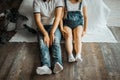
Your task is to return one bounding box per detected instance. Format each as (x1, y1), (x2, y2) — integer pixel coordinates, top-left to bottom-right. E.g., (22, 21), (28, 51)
(75, 53), (83, 62)
(76, 53), (81, 56)
(68, 53), (75, 62)
(68, 53), (74, 57)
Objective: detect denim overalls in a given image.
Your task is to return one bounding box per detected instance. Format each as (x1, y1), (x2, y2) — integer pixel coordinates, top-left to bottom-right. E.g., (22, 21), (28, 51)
(63, 0), (83, 29)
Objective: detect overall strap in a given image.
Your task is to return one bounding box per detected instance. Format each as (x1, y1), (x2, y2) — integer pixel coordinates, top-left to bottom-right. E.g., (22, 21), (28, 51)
(79, 2), (82, 10)
(64, 0), (68, 11)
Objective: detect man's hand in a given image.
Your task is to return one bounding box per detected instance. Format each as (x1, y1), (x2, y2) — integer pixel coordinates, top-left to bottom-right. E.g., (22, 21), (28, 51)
(50, 31), (55, 46)
(44, 34), (50, 47)
(61, 29), (68, 38)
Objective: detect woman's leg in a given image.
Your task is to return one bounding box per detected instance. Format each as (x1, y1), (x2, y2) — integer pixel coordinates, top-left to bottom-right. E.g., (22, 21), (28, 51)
(63, 26), (75, 62)
(73, 26), (83, 62)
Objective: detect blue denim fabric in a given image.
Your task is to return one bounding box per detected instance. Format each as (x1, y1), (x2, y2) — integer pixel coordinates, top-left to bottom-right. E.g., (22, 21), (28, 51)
(37, 25), (62, 68)
(63, 11), (83, 29)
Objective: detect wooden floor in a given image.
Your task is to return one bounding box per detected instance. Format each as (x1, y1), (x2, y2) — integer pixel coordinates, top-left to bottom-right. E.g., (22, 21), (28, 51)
(0, 42), (120, 80)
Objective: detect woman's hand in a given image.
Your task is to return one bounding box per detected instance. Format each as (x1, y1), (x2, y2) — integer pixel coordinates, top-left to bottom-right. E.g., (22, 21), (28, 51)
(82, 30), (86, 37)
(44, 34), (50, 47)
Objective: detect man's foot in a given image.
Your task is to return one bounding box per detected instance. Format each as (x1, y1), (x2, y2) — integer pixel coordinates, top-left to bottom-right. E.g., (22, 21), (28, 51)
(75, 54), (83, 62)
(68, 54), (75, 62)
(36, 65), (52, 75)
(53, 62), (63, 74)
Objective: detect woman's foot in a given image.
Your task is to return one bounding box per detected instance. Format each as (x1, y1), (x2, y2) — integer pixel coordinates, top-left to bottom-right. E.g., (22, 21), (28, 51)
(36, 65), (52, 75)
(68, 54), (75, 62)
(75, 53), (83, 62)
(53, 62), (63, 74)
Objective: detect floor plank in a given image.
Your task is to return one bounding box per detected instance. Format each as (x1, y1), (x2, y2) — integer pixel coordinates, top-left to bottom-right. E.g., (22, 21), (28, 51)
(100, 43), (120, 80)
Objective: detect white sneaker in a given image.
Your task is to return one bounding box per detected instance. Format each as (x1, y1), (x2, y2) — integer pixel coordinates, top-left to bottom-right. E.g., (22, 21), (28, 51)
(68, 54), (75, 62)
(75, 54), (83, 62)
(53, 62), (63, 74)
(36, 65), (52, 75)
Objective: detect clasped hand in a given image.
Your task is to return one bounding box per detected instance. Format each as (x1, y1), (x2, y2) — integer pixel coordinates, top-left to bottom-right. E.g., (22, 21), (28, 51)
(43, 32), (54, 47)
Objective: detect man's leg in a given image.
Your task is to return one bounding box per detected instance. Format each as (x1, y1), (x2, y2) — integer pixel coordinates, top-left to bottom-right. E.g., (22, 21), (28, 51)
(36, 33), (52, 75)
(51, 28), (63, 73)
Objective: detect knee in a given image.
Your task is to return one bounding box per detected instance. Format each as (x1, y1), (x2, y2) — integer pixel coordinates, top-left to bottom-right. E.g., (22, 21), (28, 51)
(63, 27), (72, 40)
(75, 37), (82, 43)
(65, 32), (72, 40)
(73, 34), (82, 43)
(74, 31), (82, 40)
(76, 34), (82, 40)
(68, 32), (72, 38)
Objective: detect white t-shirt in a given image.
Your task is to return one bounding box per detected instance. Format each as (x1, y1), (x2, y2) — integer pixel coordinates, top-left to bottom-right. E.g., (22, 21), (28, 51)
(33, 0), (64, 25)
(65, 0), (87, 11)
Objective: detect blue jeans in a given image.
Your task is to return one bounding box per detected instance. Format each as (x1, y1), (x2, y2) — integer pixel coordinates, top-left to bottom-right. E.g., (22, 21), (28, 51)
(37, 25), (62, 68)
